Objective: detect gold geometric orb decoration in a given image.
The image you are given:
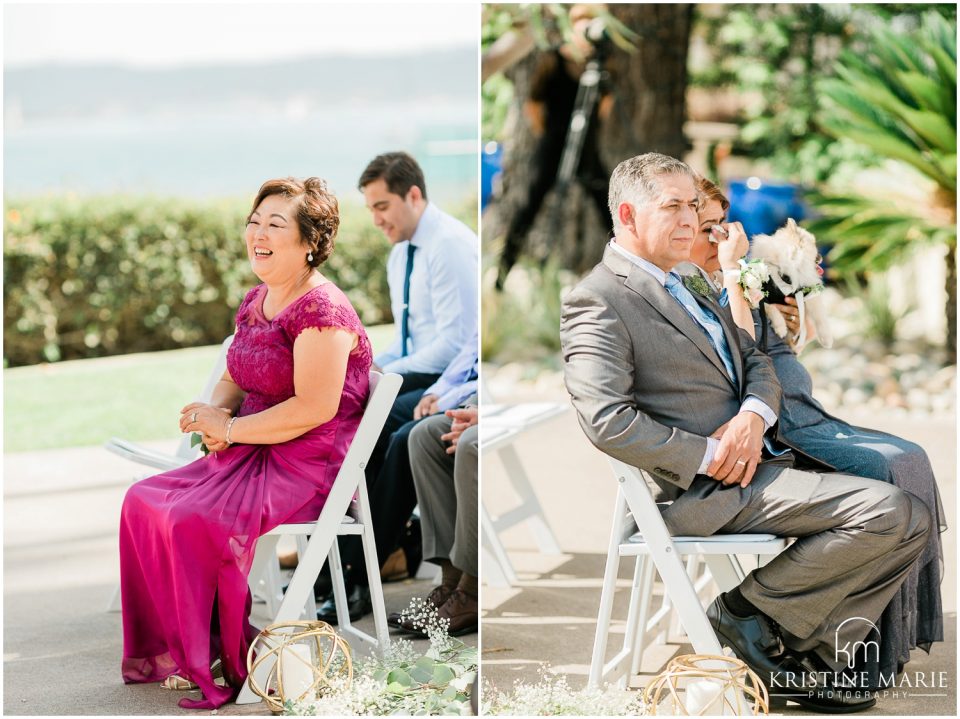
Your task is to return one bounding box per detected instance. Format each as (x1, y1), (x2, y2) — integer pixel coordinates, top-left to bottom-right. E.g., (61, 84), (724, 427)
(246, 620), (352, 712)
(642, 654), (769, 716)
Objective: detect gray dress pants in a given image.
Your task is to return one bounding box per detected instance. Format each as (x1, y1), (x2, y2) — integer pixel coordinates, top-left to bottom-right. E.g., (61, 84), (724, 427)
(408, 414), (478, 577)
(686, 465), (932, 671)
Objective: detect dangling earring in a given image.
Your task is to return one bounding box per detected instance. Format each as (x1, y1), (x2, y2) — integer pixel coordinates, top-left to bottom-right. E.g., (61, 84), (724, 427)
(307, 250), (314, 263)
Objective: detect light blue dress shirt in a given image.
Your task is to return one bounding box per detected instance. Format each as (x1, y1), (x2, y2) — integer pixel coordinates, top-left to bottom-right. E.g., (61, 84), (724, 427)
(423, 326), (479, 411)
(608, 241), (778, 474)
(376, 203), (478, 375)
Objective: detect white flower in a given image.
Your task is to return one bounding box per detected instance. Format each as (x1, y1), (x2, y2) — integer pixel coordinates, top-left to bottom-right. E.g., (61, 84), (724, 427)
(742, 271), (762, 290)
(483, 666), (648, 716)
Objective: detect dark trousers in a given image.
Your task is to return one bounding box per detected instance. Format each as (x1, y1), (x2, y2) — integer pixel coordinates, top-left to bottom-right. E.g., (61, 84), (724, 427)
(327, 370), (441, 592)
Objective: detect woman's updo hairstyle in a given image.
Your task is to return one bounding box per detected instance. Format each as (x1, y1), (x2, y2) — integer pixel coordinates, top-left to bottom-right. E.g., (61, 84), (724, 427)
(249, 177), (339, 267)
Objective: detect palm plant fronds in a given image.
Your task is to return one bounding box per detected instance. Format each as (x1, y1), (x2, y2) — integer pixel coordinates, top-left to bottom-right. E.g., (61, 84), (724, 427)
(807, 191), (955, 275)
(815, 12), (956, 187)
(812, 9), (956, 282)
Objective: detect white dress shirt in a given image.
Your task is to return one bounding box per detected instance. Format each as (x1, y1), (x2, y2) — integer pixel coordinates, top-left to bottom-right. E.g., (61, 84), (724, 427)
(376, 203), (478, 375)
(609, 241), (777, 473)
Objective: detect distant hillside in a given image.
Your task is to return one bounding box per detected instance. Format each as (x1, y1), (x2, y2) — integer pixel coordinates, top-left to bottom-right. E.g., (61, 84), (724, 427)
(4, 48), (477, 122)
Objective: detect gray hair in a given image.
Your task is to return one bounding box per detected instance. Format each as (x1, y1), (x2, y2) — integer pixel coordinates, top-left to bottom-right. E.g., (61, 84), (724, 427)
(608, 153), (694, 229)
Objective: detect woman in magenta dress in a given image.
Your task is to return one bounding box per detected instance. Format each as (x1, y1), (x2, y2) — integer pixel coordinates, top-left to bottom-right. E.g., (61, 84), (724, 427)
(119, 177), (372, 709)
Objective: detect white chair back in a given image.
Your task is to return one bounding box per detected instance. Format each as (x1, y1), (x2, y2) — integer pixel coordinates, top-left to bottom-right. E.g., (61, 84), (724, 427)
(172, 334), (234, 460)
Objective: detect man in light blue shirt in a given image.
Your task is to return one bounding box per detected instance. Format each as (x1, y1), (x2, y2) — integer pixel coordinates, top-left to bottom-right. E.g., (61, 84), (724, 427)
(360, 151), (478, 392)
(316, 152), (478, 622)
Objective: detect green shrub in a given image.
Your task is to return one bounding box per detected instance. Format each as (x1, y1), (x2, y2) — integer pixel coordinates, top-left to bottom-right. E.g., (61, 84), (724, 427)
(3, 194), (475, 367)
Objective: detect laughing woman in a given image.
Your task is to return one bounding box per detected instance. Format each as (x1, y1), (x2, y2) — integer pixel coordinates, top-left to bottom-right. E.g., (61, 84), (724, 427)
(119, 177), (372, 709)
(686, 174), (945, 684)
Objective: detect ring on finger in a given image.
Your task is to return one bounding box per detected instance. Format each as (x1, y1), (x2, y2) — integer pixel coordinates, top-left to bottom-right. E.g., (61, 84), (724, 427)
(735, 459), (746, 466)
(191, 411), (198, 423)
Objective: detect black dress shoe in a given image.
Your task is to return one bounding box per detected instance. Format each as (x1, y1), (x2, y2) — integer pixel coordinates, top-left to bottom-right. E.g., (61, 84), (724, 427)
(316, 584), (372, 625)
(707, 596), (876, 714)
(706, 594), (787, 679)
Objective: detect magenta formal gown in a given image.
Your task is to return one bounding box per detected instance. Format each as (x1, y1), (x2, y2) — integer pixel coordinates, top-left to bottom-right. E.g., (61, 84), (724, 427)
(119, 282), (371, 709)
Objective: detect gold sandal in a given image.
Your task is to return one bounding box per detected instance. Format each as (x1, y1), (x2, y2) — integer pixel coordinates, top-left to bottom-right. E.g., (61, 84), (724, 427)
(160, 674), (198, 690)
(160, 660), (223, 690)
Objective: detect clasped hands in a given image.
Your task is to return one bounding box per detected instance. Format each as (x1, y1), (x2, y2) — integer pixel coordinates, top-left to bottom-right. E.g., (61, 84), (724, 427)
(179, 402), (233, 453)
(441, 406), (478, 455)
(706, 411), (765, 488)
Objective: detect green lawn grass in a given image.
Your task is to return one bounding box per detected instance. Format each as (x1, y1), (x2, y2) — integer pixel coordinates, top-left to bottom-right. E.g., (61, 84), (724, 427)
(4, 324), (395, 452)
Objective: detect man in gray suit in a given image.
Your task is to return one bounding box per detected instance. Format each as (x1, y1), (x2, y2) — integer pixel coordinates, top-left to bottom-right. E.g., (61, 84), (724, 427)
(560, 152), (931, 712)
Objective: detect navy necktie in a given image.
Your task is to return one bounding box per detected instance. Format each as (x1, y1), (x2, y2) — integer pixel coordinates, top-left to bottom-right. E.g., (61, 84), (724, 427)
(401, 243), (417, 357)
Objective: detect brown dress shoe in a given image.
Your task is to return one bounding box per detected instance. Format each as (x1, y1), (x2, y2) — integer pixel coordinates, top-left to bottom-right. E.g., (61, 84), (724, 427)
(380, 547), (409, 582)
(415, 589), (477, 637)
(278, 549), (299, 569)
(389, 584), (455, 631)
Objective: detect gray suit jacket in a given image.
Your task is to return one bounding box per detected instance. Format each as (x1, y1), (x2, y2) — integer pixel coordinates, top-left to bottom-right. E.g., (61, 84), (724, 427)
(561, 245), (785, 533)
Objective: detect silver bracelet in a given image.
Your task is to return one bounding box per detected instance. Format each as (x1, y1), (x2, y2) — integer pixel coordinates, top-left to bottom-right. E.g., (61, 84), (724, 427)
(225, 416), (238, 445)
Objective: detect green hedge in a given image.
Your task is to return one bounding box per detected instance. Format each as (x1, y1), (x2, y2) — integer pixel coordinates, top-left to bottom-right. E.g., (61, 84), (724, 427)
(4, 194), (477, 367)
(2, 195), (460, 367)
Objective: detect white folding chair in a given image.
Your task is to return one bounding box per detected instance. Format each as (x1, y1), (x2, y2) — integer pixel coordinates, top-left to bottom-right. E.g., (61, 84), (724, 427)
(589, 457), (787, 689)
(105, 335), (234, 473)
(479, 378), (566, 587)
(236, 370), (401, 705)
(104, 335), (234, 611)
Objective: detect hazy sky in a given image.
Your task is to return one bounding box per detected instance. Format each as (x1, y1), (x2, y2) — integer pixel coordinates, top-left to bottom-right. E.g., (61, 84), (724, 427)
(4, 1), (478, 67)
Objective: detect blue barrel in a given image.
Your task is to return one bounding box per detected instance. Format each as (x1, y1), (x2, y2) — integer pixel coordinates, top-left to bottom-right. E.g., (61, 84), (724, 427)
(481, 142), (503, 210)
(726, 178), (807, 238)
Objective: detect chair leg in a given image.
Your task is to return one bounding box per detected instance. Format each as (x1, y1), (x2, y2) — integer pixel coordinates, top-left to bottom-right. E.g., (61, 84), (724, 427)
(652, 580), (672, 646)
(629, 556), (656, 677)
(295, 536), (315, 620)
(237, 533), (325, 705)
(589, 489), (628, 688)
(703, 555), (744, 594)
(248, 535), (282, 622)
(496, 445), (562, 554)
(328, 542), (351, 631)
(668, 555), (700, 640)
(619, 481), (724, 657)
(481, 504), (517, 587)
(360, 521), (390, 651)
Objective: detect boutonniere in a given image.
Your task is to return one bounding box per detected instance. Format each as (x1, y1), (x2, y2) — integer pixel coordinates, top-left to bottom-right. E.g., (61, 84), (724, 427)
(682, 273), (712, 298)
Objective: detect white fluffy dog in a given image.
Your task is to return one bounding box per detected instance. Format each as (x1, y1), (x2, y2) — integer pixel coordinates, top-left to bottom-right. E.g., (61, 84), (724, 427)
(748, 218), (832, 348)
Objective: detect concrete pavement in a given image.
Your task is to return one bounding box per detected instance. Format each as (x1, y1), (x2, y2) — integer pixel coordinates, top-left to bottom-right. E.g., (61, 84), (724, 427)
(3, 441), (473, 715)
(481, 378), (957, 716)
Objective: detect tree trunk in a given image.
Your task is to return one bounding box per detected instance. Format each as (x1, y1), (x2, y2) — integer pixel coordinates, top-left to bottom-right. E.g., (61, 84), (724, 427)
(484, 4), (694, 279)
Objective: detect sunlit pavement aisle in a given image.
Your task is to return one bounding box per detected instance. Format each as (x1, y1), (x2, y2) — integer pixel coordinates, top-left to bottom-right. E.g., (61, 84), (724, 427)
(481, 382), (957, 716)
(3, 441), (472, 715)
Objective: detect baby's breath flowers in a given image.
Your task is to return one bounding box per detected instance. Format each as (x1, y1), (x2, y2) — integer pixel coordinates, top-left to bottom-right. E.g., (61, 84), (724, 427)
(483, 666), (648, 716)
(286, 598), (476, 716)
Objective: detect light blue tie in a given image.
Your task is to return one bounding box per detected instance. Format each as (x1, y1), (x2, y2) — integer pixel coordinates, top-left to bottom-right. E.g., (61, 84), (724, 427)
(664, 273), (737, 384)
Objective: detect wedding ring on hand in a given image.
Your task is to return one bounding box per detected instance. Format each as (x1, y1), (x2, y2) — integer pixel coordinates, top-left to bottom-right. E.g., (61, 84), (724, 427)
(191, 411), (198, 423)
(736, 459), (746, 466)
